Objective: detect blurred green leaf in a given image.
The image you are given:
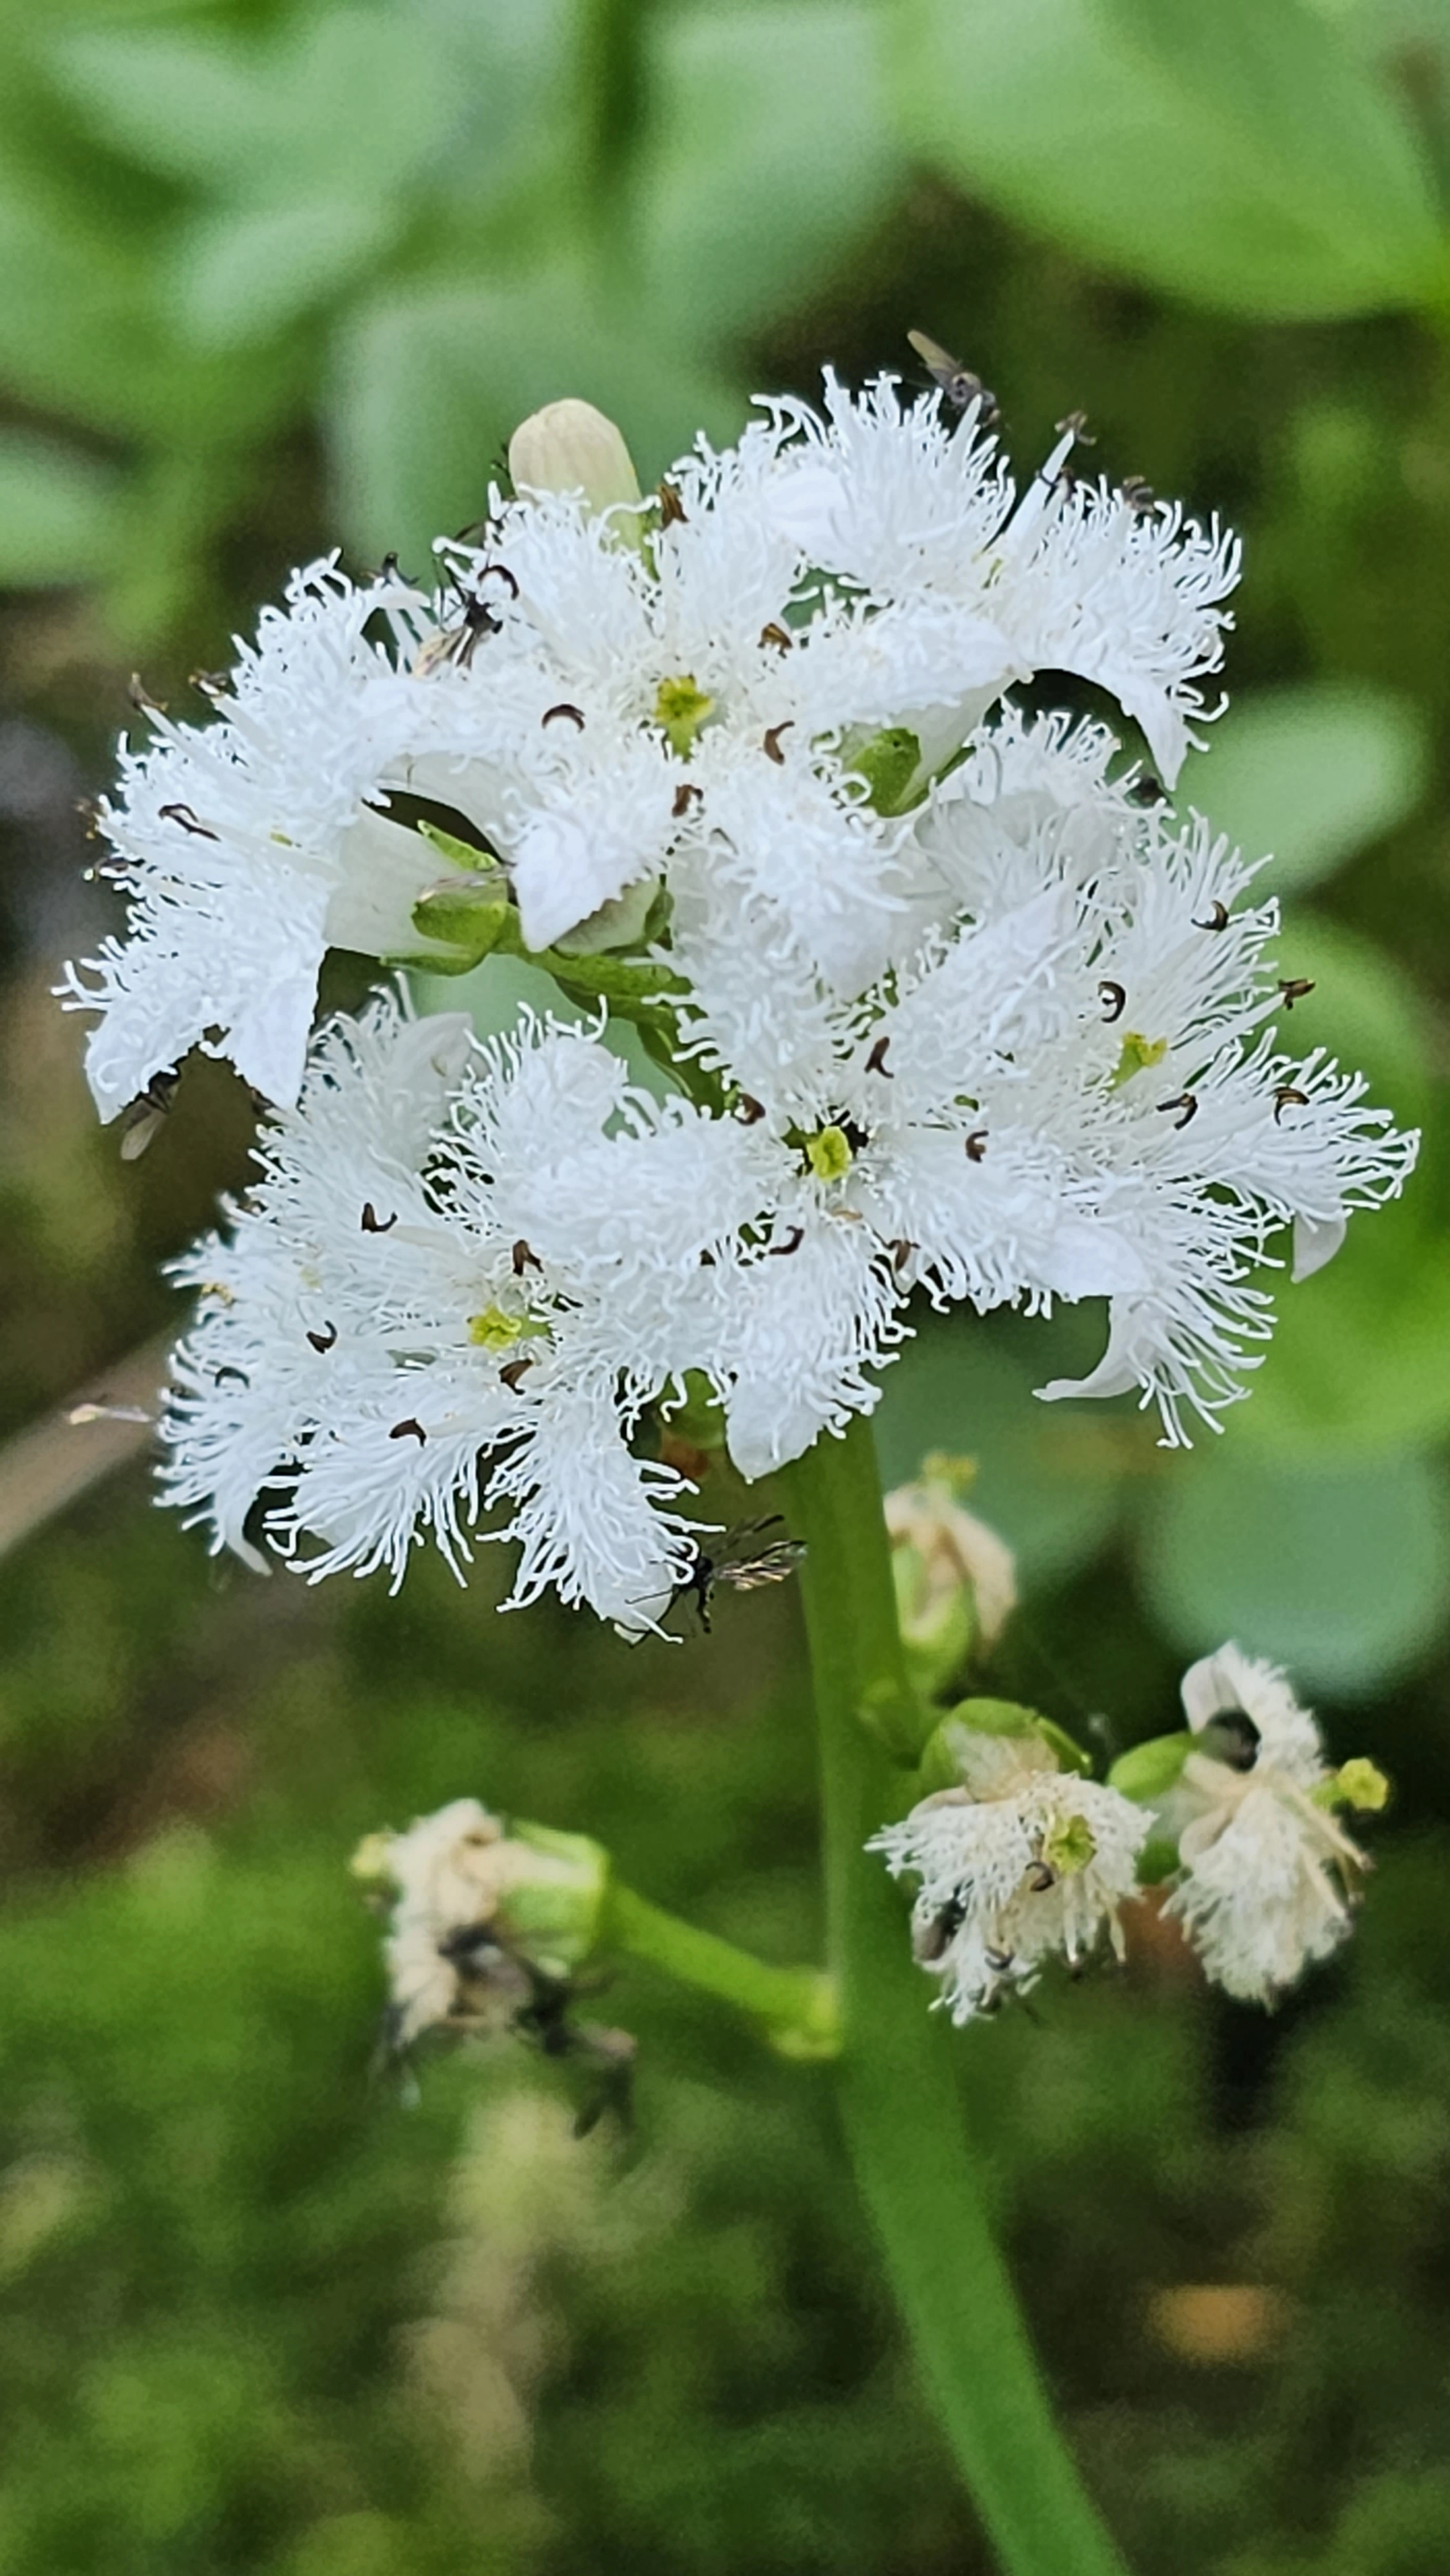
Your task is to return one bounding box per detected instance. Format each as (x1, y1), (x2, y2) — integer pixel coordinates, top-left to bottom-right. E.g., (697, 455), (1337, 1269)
(874, 1315), (1128, 1587)
(1187, 682), (1431, 892)
(0, 431), (120, 585)
(634, 3), (903, 345)
(891, 0), (1445, 317)
(47, 8), (448, 203)
(169, 198), (400, 348)
(1135, 1443), (1450, 1694)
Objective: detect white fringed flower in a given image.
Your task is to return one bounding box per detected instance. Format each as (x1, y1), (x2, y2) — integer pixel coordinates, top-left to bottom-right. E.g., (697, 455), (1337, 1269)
(158, 989), (776, 1627)
(1162, 1643), (1386, 2004)
(869, 1727), (1149, 2025)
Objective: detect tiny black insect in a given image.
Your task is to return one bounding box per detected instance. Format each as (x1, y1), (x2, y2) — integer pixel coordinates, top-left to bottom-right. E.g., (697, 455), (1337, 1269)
(655, 1517), (806, 1637)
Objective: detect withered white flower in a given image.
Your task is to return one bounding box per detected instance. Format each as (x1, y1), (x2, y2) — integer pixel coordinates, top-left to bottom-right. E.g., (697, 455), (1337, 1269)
(1162, 1643), (1387, 2005)
(869, 1726), (1149, 2025)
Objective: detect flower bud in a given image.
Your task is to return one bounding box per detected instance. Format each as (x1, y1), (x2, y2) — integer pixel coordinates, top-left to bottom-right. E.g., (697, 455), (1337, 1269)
(508, 399), (641, 515)
(886, 1458), (1017, 1696)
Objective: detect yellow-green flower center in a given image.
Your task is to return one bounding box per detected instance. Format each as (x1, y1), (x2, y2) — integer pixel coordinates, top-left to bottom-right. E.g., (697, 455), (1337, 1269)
(654, 674), (713, 758)
(805, 1123), (854, 1182)
(1040, 1812), (1097, 1878)
(467, 1305), (549, 1352)
(1109, 1030), (1169, 1088)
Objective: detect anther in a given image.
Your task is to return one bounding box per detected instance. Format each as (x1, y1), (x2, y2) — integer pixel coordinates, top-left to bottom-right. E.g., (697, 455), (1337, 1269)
(965, 1130), (988, 1162)
(542, 703), (585, 730)
(866, 1033), (893, 1077)
(1160, 1092), (1198, 1130)
(306, 1323), (338, 1354)
(389, 1418), (427, 1444)
(769, 1226), (805, 1257)
(1279, 978), (1315, 1010)
(511, 1240), (542, 1276)
(1121, 475), (1157, 515)
(1098, 980), (1127, 1023)
(361, 1203), (397, 1233)
(758, 621), (793, 652)
(1195, 900), (1230, 931)
(735, 1094), (766, 1124)
(657, 480), (687, 527)
(762, 723), (794, 764)
(158, 802), (218, 839)
(1128, 774), (1169, 810)
(1025, 1861), (1056, 1893)
(214, 1365), (250, 1390)
(672, 782), (703, 818)
(889, 1238), (916, 1273)
(499, 1356), (534, 1392)
(1274, 1085), (1310, 1122)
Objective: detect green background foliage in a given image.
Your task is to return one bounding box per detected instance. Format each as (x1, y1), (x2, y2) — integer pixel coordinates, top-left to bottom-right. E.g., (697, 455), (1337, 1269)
(3, 0), (1450, 2566)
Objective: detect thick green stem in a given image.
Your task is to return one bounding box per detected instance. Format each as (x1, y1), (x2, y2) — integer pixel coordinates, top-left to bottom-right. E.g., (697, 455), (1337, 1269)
(781, 1416), (1130, 2576)
(606, 1882), (839, 2057)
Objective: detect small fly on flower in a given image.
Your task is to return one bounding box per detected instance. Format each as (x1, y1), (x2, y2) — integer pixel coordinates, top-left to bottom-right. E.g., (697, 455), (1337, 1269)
(907, 330), (1001, 429)
(628, 1517), (806, 1641)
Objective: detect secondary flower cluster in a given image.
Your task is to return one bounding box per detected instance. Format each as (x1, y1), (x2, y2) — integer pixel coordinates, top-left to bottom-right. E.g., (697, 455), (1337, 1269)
(65, 374), (1416, 1619)
(871, 1644), (1387, 2019)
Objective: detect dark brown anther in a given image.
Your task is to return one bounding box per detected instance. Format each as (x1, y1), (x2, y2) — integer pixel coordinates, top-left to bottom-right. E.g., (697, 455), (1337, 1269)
(214, 1364), (250, 1390)
(1128, 773), (1169, 810)
(984, 1946), (1015, 1975)
(1279, 978), (1315, 1010)
(698, 1247), (717, 1267)
(866, 1033), (893, 1077)
(735, 1094), (766, 1124)
(1121, 475), (1157, 515)
(758, 621), (793, 652)
(127, 674), (165, 714)
(542, 702), (585, 730)
(499, 1356), (534, 1392)
(1055, 409), (1096, 444)
(189, 670), (230, 699)
(965, 1130), (988, 1162)
(1025, 1861), (1057, 1894)
(1098, 980), (1127, 1023)
(769, 1226), (805, 1257)
(762, 723), (794, 765)
(672, 781), (703, 819)
(389, 1418), (427, 1444)
(306, 1322), (338, 1354)
(1274, 1085), (1310, 1123)
(657, 480), (688, 527)
(361, 1202), (397, 1233)
(158, 801), (219, 840)
(1160, 1092), (1199, 1130)
(889, 1238), (916, 1273)
(478, 561), (520, 598)
(511, 1239), (542, 1276)
(1195, 899), (1230, 931)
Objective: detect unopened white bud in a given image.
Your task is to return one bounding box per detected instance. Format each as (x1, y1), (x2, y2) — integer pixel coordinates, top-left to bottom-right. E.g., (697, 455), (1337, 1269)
(886, 1459), (1017, 1690)
(508, 399), (641, 514)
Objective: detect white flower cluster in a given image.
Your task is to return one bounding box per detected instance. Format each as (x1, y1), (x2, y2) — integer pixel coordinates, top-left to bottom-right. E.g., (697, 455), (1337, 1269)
(68, 372), (1417, 1618)
(869, 1725), (1150, 2022)
(869, 1643), (1386, 2024)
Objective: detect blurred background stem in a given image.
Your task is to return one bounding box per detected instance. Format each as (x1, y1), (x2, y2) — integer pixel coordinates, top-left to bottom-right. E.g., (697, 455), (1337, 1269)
(783, 1417), (1129, 2576)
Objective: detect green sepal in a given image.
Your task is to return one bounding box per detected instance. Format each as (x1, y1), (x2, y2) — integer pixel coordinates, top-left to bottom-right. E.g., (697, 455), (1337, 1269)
(1108, 1730), (1194, 1803)
(1033, 1717), (1095, 1777)
(1136, 1834), (1183, 1888)
(505, 1820), (612, 1979)
(410, 880), (511, 963)
(949, 1694), (1044, 1739)
(850, 726), (924, 816)
(418, 819), (495, 873)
